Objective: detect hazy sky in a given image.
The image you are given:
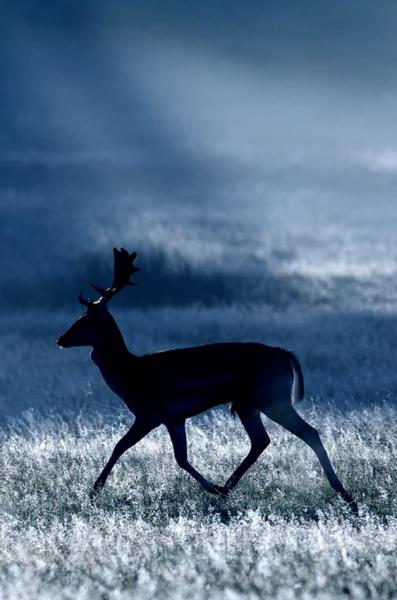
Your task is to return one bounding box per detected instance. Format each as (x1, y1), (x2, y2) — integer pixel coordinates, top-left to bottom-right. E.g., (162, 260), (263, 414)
(1, 1), (397, 308)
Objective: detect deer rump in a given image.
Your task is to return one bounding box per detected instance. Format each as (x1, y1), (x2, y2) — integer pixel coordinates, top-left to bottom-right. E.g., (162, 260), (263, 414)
(132, 343), (303, 419)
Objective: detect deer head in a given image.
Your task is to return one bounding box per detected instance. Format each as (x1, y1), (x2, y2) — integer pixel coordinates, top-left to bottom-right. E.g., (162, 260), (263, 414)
(57, 248), (139, 348)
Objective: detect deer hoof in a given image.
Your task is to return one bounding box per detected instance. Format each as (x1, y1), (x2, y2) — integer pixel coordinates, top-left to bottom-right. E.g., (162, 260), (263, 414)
(89, 481), (104, 501)
(89, 488), (99, 501)
(349, 499), (359, 516)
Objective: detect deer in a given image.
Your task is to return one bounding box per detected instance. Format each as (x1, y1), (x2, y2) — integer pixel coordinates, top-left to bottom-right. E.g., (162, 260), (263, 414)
(57, 248), (358, 513)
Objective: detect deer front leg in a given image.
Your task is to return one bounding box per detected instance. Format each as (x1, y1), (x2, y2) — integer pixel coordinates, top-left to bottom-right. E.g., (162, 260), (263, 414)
(90, 417), (158, 499)
(167, 421), (226, 497)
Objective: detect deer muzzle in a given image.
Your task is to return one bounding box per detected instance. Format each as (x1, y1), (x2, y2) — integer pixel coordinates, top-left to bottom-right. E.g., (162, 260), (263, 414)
(57, 335), (71, 348)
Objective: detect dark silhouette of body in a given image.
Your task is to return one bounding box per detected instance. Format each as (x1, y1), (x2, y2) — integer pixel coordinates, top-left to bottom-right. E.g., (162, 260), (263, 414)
(57, 248), (357, 513)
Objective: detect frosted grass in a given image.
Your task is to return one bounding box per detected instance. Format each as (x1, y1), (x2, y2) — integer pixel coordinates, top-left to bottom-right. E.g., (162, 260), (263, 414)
(1, 307), (396, 598)
(1, 407), (396, 599)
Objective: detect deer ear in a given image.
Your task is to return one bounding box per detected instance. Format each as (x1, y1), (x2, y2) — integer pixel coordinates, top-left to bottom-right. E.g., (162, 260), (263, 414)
(78, 293), (92, 307)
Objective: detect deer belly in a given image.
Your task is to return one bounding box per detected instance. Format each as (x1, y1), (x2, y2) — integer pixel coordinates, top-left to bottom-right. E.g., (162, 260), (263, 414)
(161, 377), (233, 420)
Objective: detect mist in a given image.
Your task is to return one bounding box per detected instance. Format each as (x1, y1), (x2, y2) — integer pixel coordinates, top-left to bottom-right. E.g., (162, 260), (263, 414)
(1, 1), (397, 311)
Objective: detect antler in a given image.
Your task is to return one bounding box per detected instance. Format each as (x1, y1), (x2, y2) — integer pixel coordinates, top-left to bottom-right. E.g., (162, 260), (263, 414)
(89, 247), (140, 303)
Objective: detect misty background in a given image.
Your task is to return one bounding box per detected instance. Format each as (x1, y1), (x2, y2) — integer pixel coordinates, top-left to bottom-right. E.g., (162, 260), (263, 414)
(1, 1), (397, 418)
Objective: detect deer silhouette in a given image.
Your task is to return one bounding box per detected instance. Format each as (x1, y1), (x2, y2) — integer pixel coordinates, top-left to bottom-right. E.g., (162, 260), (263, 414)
(57, 248), (357, 513)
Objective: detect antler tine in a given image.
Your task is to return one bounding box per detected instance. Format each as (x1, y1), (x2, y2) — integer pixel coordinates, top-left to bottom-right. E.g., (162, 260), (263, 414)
(88, 247), (140, 303)
(111, 247), (140, 287)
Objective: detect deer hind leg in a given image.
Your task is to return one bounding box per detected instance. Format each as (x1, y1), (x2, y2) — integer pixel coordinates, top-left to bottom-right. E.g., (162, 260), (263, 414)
(222, 408), (270, 493)
(263, 405), (358, 514)
(167, 421), (225, 496)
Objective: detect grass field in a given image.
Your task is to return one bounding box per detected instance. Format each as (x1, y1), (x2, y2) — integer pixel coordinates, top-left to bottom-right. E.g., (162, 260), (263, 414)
(1, 406), (396, 599)
(1, 306), (397, 599)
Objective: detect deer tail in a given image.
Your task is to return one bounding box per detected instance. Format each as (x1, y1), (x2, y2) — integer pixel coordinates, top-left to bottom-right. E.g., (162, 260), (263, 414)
(289, 351), (305, 404)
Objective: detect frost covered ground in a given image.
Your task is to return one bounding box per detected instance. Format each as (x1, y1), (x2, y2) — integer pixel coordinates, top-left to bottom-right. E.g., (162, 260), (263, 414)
(1, 407), (396, 599)
(1, 308), (397, 599)
(1, 211), (397, 600)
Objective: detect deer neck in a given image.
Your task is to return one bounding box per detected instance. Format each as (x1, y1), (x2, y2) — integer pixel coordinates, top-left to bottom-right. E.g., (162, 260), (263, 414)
(90, 314), (132, 375)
